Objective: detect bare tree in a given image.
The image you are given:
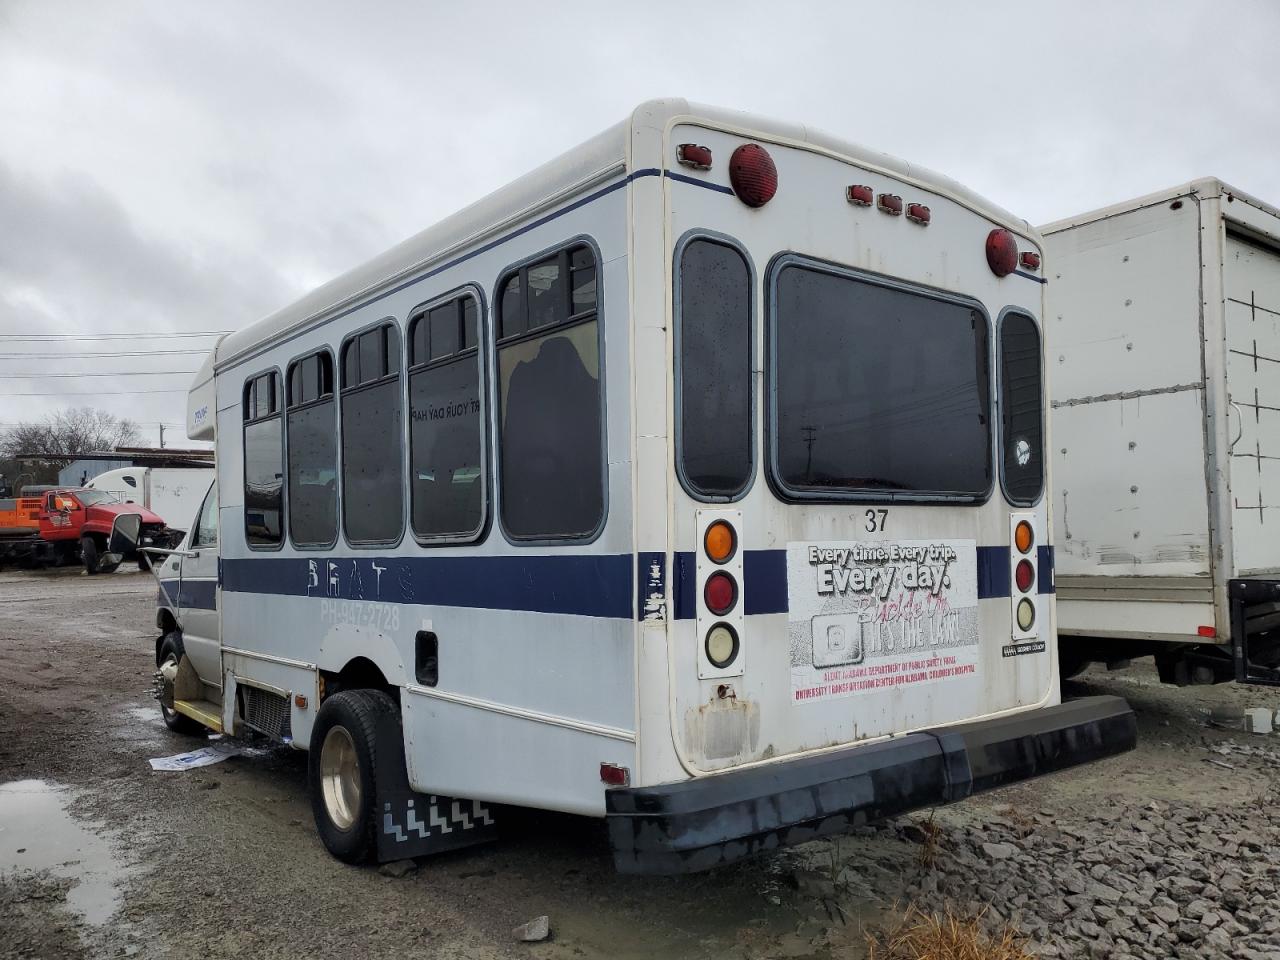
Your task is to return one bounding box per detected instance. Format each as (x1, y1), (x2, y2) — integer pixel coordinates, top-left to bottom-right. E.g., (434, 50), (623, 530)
(0, 407), (141, 467)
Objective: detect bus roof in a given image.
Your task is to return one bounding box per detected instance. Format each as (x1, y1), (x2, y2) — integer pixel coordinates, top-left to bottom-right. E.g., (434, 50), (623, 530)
(210, 98), (1032, 374)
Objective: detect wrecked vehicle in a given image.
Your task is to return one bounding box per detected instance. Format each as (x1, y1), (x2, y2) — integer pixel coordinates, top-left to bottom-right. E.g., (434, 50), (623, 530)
(38, 488), (170, 574)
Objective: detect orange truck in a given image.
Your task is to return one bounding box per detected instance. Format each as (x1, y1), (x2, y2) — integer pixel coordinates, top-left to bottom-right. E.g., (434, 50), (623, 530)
(0, 489), (174, 573)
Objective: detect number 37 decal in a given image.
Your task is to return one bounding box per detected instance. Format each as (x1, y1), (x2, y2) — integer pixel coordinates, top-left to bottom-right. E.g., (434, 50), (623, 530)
(864, 509), (888, 533)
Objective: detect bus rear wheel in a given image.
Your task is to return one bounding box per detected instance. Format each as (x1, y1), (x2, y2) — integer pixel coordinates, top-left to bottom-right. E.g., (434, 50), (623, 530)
(308, 689), (398, 864)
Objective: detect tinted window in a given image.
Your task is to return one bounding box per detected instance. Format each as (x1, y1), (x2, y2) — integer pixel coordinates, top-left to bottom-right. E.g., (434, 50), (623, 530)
(287, 351), (337, 546)
(408, 294), (484, 539)
(1000, 313), (1044, 504)
(678, 238), (752, 498)
(340, 323), (404, 543)
(243, 371), (283, 545)
(772, 263), (991, 498)
(497, 244), (604, 539)
(193, 480), (218, 547)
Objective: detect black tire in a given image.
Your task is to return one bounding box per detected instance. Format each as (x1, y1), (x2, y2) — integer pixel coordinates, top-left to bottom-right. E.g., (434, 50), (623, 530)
(81, 535), (99, 575)
(308, 689), (399, 864)
(157, 632), (204, 735)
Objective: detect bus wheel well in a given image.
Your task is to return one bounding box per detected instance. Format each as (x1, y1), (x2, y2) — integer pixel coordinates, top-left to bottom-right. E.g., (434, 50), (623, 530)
(322, 657), (399, 706)
(155, 613), (179, 664)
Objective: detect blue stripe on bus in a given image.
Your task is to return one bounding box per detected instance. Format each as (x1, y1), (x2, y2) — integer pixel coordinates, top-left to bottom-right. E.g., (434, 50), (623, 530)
(202, 545), (1055, 622)
(221, 554), (635, 620)
(671, 545), (1055, 620)
(158, 579), (218, 611)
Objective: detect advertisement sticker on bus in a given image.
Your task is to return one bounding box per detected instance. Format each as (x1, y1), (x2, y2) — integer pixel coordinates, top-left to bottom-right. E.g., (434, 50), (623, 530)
(787, 539), (980, 703)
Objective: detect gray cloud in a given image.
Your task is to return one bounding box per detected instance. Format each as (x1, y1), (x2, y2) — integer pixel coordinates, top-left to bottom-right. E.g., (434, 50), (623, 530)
(1, 0), (1277, 441)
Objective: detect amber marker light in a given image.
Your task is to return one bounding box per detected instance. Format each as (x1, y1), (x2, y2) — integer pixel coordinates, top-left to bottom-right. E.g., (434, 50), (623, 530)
(1014, 520), (1034, 555)
(704, 520), (737, 564)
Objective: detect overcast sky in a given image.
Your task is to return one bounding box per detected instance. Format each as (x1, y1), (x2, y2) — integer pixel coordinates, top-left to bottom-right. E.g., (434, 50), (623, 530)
(1, 0), (1276, 447)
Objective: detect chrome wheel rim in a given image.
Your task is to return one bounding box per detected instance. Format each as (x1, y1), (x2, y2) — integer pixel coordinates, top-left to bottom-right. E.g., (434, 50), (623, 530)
(320, 725), (361, 831)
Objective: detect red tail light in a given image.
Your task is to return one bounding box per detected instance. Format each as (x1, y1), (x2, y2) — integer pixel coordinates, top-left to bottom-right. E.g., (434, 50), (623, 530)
(1015, 559), (1035, 593)
(1020, 250), (1041, 271)
(728, 144), (777, 208)
(704, 572), (738, 615)
(599, 763), (630, 786)
(1197, 625), (1216, 638)
(986, 229), (1019, 277)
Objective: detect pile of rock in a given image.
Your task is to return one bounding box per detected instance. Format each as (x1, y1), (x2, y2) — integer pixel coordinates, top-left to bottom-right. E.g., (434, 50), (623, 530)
(872, 799), (1280, 959)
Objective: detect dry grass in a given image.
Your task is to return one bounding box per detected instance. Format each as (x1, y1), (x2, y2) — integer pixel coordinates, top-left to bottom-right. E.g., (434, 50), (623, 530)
(915, 812), (943, 868)
(864, 904), (1036, 960)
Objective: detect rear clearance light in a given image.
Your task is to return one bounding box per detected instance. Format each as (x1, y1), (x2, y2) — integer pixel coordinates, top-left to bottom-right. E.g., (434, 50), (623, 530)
(906, 203), (931, 225)
(704, 520), (737, 564)
(1009, 514), (1039, 640)
(705, 624), (740, 669)
(704, 572), (738, 616)
(877, 193), (903, 216)
(1020, 250), (1041, 271)
(599, 763), (630, 787)
(986, 229), (1019, 277)
(1198, 625), (1217, 639)
(677, 143), (712, 170)
(846, 184), (874, 206)
(729, 143), (777, 208)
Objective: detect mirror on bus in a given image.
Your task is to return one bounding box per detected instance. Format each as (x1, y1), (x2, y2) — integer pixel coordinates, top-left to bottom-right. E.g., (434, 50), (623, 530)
(109, 512), (142, 555)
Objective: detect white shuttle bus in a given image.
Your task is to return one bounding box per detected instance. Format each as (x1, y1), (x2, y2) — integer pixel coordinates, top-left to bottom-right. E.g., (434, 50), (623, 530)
(152, 100), (1135, 873)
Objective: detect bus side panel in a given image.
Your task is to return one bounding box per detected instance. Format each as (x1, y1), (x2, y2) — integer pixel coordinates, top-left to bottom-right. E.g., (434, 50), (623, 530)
(217, 183), (640, 818)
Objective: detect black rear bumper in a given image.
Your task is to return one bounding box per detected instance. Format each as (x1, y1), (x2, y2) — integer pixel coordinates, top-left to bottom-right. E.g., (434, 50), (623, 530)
(606, 695), (1136, 874)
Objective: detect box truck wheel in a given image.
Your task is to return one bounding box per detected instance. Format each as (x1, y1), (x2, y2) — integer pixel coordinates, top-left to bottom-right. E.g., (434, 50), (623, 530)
(308, 689), (398, 864)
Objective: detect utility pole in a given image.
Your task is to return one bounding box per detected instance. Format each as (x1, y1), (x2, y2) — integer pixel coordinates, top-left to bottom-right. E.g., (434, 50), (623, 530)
(159, 423), (165, 449)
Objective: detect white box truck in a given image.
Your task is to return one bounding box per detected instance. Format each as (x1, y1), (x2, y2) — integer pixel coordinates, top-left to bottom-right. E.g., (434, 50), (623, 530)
(1044, 178), (1280, 686)
(86, 466), (213, 534)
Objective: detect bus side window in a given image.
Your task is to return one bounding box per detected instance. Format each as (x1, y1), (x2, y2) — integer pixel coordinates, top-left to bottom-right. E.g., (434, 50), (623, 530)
(339, 322), (404, 544)
(677, 236), (753, 499)
(285, 351), (338, 547)
(999, 312), (1044, 505)
(496, 243), (605, 541)
(243, 370), (284, 547)
(408, 293), (485, 541)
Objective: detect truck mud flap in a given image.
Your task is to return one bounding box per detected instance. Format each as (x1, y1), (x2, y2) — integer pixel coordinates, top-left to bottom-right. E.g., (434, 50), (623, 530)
(371, 706), (498, 862)
(1229, 578), (1280, 686)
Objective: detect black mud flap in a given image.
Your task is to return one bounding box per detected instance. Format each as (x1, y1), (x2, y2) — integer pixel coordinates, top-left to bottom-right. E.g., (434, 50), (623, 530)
(372, 708), (498, 862)
(1230, 578), (1280, 686)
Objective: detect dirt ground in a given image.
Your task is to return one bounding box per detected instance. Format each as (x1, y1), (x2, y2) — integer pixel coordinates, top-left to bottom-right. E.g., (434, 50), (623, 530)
(1, 567), (1278, 960)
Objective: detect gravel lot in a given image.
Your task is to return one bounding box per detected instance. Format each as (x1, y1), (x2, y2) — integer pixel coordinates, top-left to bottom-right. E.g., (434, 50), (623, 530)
(2, 567), (1279, 959)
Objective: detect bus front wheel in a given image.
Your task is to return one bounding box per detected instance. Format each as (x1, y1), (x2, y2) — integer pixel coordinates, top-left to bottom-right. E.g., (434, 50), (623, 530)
(308, 689), (398, 864)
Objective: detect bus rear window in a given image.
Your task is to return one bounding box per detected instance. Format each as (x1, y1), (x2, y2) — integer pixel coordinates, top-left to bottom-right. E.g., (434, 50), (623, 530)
(769, 261), (991, 500)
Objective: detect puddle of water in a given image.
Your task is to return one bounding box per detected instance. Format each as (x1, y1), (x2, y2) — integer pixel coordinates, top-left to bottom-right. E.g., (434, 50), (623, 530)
(0, 779), (133, 925)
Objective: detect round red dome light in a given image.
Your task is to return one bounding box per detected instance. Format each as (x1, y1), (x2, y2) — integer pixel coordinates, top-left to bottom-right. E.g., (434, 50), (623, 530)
(728, 143), (777, 208)
(986, 228), (1019, 277)
(704, 572), (738, 616)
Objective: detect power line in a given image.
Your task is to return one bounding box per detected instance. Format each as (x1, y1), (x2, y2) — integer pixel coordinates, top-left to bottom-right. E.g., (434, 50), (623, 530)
(0, 370), (198, 378)
(0, 330), (230, 342)
(0, 388), (188, 396)
(0, 348), (212, 359)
